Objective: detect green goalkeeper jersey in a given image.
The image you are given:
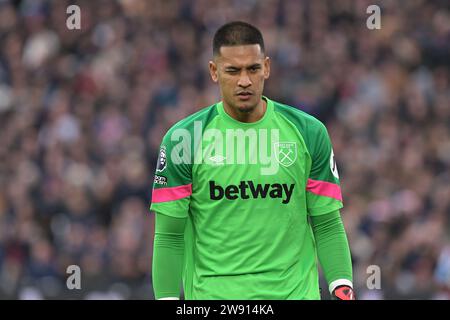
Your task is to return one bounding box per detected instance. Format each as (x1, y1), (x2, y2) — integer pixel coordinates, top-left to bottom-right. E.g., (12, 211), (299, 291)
(150, 96), (343, 299)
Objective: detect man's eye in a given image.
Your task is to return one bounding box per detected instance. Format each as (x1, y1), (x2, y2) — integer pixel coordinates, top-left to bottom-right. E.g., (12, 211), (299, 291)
(227, 69), (239, 74)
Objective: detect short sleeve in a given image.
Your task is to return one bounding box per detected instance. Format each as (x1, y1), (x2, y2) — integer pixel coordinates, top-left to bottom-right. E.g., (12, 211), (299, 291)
(306, 122), (343, 216)
(150, 131), (192, 218)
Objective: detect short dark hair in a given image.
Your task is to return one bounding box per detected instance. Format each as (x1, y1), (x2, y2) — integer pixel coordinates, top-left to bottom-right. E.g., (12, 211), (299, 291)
(213, 21), (265, 56)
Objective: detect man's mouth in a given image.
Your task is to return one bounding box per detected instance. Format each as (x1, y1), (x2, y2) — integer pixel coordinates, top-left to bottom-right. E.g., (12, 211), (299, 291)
(237, 92), (252, 100)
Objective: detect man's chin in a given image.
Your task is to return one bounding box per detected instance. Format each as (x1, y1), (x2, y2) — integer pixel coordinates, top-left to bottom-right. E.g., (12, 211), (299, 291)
(236, 105), (256, 113)
(235, 99), (257, 113)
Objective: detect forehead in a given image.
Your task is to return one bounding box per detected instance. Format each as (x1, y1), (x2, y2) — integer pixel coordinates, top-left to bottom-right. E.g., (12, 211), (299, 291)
(217, 44), (264, 66)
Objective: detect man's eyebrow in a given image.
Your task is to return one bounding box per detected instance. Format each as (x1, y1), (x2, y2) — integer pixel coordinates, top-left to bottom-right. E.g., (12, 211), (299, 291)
(224, 63), (262, 70)
(247, 63), (262, 69)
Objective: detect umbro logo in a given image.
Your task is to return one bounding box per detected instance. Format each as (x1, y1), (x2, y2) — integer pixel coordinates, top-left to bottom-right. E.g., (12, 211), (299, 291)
(209, 155), (226, 165)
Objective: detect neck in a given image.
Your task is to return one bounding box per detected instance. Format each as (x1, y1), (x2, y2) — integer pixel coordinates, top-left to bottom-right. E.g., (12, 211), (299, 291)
(223, 97), (267, 123)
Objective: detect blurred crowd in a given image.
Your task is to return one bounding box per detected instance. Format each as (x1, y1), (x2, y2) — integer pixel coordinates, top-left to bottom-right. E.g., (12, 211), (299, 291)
(0, 0), (448, 299)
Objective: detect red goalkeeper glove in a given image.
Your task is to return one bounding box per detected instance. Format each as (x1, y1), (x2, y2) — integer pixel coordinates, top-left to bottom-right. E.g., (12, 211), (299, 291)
(332, 285), (356, 300)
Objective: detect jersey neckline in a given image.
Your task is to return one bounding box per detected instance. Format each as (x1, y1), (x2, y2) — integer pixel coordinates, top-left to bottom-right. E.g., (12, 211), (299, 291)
(216, 96), (274, 127)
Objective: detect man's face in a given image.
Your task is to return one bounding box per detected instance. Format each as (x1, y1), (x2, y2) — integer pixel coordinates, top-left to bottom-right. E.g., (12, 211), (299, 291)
(209, 44), (270, 114)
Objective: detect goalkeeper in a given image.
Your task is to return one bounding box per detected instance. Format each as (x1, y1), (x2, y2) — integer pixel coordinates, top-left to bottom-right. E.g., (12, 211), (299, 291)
(150, 21), (355, 300)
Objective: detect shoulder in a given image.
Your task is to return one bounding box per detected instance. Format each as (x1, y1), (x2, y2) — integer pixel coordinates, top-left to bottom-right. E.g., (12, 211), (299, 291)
(271, 99), (327, 136)
(164, 103), (219, 139)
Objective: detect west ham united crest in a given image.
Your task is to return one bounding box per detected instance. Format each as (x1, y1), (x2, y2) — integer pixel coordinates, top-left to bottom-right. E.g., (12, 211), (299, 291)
(156, 146), (167, 172)
(274, 142), (297, 167)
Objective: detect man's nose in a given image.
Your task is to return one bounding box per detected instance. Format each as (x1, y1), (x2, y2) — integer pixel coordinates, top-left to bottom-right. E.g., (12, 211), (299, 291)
(237, 72), (251, 87)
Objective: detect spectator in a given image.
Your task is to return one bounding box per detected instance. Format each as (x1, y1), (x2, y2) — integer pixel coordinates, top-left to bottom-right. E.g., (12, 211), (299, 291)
(0, 0), (448, 299)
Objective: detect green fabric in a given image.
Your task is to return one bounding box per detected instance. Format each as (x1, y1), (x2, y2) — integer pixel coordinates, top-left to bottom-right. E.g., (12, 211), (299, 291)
(310, 210), (353, 287)
(274, 103), (343, 215)
(152, 209), (353, 299)
(152, 212), (187, 299)
(150, 96), (344, 299)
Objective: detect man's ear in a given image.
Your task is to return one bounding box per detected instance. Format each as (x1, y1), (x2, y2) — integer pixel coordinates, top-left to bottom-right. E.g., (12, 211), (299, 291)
(264, 56), (271, 80)
(209, 61), (218, 83)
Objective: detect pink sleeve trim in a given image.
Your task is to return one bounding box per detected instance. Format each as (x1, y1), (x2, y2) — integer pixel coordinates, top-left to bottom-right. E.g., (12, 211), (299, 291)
(152, 184), (192, 203)
(306, 179), (342, 201)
